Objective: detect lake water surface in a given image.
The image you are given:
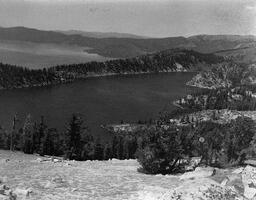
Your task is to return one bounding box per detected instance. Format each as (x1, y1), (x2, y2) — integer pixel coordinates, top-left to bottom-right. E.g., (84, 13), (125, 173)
(0, 73), (195, 139)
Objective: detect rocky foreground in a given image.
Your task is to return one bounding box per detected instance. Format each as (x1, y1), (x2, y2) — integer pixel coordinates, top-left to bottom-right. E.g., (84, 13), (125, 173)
(1, 150), (256, 199)
(0, 150), (181, 200)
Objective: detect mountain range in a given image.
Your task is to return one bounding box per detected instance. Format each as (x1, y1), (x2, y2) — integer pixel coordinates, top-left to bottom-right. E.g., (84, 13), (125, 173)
(0, 26), (255, 68)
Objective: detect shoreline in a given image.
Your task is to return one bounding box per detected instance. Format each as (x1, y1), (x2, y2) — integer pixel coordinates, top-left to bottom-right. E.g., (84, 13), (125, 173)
(185, 82), (215, 89)
(1, 69), (194, 91)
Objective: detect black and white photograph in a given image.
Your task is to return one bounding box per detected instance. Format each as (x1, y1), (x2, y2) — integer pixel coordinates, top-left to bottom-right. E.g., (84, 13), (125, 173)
(0, 0), (256, 199)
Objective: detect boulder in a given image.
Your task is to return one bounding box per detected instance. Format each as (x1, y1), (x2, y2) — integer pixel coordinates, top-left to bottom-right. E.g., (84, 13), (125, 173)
(65, 162), (72, 166)
(222, 174), (244, 194)
(45, 175), (68, 189)
(162, 178), (243, 200)
(232, 167), (244, 174)
(0, 185), (12, 196)
(241, 165), (256, 199)
(0, 185), (17, 200)
(245, 160), (256, 167)
(0, 194), (9, 200)
(8, 192), (17, 200)
(51, 176), (64, 184)
(0, 185), (9, 191)
(36, 158), (43, 162)
(191, 157), (201, 166)
(44, 181), (56, 189)
(221, 177), (229, 186)
(71, 188), (78, 192)
(185, 157), (201, 171)
(13, 188), (32, 197)
(180, 167), (214, 180)
(0, 189), (11, 196)
(244, 187), (256, 200)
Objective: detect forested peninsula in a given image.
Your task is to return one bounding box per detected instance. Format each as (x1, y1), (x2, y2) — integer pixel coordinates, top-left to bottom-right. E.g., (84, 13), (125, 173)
(0, 49), (223, 89)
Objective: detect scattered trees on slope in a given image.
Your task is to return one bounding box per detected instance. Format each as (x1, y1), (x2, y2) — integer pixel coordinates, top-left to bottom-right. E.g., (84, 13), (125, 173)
(0, 113), (255, 174)
(136, 116), (256, 174)
(0, 113), (138, 161)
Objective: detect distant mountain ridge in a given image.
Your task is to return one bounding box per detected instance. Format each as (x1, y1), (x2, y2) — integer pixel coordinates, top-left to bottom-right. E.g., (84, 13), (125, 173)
(0, 26), (255, 64)
(57, 30), (149, 39)
(188, 34), (256, 42)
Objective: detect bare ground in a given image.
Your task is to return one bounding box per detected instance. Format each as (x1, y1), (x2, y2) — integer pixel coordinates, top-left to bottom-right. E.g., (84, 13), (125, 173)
(0, 150), (180, 200)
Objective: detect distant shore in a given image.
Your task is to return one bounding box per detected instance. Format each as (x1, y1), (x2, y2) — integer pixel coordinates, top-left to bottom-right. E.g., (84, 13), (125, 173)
(1, 69), (191, 90)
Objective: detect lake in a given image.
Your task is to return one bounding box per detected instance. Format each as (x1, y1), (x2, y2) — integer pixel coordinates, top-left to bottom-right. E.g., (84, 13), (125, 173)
(0, 72), (195, 140)
(0, 40), (108, 69)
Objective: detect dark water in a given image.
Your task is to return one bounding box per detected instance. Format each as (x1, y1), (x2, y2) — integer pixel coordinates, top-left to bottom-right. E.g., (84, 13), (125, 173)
(0, 73), (194, 139)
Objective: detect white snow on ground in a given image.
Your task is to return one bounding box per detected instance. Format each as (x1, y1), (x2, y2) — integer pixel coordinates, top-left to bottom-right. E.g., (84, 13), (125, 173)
(0, 150), (180, 200)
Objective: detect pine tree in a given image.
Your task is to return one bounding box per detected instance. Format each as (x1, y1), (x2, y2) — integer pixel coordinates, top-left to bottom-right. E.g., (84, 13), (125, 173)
(34, 116), (47, 154)
(123, 135), (137, 159)
(112, 135), (119, 158)
(40, 129), (54, 156)
(22, 114), (34, 154)
(81, 141), (95, 160)
(64, 114), (84, 160)
(117, 137), (124, 160)
(123, 136), (130, 159)
(94, 138), (104, 160)
(103, 142), (112, 160)
(0, 127), (9, 149)
(10, 115), (18, 151)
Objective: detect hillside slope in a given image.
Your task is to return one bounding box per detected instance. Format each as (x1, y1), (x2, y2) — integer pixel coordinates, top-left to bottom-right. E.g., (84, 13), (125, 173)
(0, 150), (253, 200)
(215, 46), (256, 64)
(187, 62), (256, 89)
(0, 27), (255, 61)
(0, 150), (181, 200)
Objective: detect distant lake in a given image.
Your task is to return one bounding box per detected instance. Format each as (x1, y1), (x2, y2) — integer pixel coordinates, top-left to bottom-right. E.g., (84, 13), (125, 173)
(0, 40), (108, 69)
(0, 73), (195, 140)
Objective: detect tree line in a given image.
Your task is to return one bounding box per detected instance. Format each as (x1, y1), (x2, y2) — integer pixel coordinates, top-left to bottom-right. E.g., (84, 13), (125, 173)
(0, 114), (138, 161)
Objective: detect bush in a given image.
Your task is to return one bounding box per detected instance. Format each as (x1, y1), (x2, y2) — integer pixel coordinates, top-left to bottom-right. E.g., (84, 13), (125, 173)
(137, 116), (256, 174)
(137, 127), (185, 174)
(189, 116), (256, 167)
(221, 117), (256, 166)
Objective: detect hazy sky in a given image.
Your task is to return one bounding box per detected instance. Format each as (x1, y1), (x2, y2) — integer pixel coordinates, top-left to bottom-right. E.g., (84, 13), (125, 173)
(0, 0), (255, 37)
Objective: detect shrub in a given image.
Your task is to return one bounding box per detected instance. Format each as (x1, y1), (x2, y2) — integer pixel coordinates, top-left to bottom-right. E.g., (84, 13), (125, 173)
(137, 127), (185, 174)
(191, 116), (256, 167)
(222, 116), (256, 166)
(137, 116), (256, 174)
